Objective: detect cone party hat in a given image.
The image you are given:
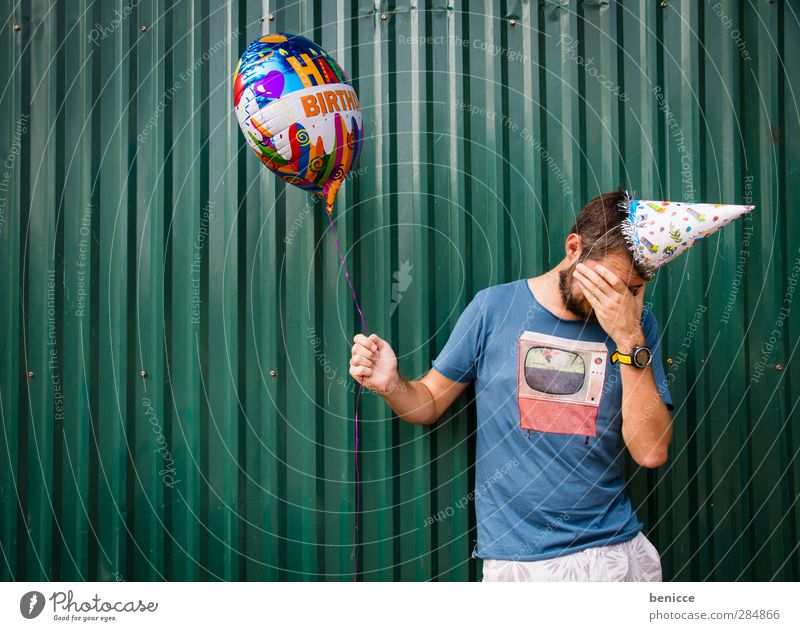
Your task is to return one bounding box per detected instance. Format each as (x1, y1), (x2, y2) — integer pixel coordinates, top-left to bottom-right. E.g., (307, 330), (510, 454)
(619, 191), (755, 276)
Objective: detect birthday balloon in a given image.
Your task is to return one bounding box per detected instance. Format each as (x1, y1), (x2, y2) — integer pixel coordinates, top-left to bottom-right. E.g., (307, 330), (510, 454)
(233, 33), (364, 214)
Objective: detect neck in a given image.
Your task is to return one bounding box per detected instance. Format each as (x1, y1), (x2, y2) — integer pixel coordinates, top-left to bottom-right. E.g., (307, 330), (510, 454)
(528, 260), (582, 321)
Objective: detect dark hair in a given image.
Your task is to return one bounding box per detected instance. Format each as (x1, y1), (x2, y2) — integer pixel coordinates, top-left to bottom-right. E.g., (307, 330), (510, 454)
(568, 188), (653, 279)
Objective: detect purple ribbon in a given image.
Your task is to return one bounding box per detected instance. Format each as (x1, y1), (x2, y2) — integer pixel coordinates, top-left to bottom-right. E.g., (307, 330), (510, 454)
(326, 210), (367, 581)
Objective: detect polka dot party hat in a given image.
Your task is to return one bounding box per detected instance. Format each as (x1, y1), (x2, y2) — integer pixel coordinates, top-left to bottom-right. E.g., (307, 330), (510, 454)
(619, 191), (755, 277)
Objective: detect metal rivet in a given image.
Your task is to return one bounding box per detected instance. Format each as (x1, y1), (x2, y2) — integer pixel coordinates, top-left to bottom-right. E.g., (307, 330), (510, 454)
(660, 1), (668, 7)
(140, 25), (147, 33)
(775, 363), (783, 372)
(268, 13), (275, 21)
(380, 13), (387, 20)
(269, 370), (277, 377)
(27, 370), (34, 379)
(509, 18), (517, 26)
(666, 358), (673, 366)
(13, 23), (21, 32)
(140, 370), (148, 378)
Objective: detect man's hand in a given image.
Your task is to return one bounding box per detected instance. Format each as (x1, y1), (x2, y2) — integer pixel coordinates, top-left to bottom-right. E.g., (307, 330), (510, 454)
(573, 261), (672, 468)
(349, 333), (401, 394)
(573, 262), (645, 352)
(349, 334), (472, 425)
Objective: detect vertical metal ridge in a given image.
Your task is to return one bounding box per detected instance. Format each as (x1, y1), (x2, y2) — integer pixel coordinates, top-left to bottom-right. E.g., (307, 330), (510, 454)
(778, 0), (800, 583)
(0, 0), (26, 584)
(23, 0), (58, 581)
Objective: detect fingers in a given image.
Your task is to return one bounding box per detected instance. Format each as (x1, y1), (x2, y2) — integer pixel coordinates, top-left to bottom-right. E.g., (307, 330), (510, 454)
(575, 277), (599, 311)
(348, 364), (373, 379)
(573, 267), (607, 306)
(349, 351), (373, 385)
(349, 354), (373, 368)
(353, 333), (375, 349)
(591, 263), (628, 294)
(354, 333), (378, 351)
(352, 333), (379, 361)
(350, 333), (385, 385)
(575, 263), (616, 298)
(352, 344), (374, 361)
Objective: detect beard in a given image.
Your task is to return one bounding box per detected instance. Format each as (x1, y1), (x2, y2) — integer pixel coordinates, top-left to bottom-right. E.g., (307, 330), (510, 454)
(558, 261), (595, 320)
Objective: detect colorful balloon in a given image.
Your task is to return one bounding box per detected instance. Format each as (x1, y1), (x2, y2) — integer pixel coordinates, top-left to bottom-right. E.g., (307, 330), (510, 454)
(233, 33), (364, 214)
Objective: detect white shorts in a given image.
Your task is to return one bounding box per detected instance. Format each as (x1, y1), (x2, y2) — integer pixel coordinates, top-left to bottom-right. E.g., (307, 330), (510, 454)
(481, 532), (662, 582)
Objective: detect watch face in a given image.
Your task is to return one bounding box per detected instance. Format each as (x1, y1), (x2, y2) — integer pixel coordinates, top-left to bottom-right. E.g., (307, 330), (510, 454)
(633, 346), (652, 368)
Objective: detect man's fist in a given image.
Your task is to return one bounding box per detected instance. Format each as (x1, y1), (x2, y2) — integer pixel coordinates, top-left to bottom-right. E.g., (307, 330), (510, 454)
(349, 333), (400, 394)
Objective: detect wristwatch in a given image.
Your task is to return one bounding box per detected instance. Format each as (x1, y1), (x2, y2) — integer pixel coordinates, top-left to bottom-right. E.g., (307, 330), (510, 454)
(611, 345), (652, 369)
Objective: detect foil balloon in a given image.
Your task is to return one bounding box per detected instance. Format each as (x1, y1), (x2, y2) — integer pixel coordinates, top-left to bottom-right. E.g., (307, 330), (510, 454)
(234, 33), (368, 579)
(233, 33), (364, 215)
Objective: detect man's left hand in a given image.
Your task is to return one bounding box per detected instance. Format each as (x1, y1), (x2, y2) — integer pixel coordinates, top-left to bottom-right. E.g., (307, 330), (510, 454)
(573, 262), (645, 353)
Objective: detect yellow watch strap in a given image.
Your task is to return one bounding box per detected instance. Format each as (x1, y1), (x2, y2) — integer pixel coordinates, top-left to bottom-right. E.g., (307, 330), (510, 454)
(611, 351), (633, 365)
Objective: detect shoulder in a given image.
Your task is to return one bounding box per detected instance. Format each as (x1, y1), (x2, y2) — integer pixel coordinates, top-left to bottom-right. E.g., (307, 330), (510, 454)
(467, 280), (525, 323)
(468, 280), (529, 333)
(478, 278), (527, 303)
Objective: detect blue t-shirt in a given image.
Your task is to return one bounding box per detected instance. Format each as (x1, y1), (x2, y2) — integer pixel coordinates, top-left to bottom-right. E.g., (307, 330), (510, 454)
(431, 278), (673, 561)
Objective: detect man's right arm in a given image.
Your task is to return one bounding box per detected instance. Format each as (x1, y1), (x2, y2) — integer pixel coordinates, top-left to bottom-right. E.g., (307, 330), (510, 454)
(349, 333), (471, 425)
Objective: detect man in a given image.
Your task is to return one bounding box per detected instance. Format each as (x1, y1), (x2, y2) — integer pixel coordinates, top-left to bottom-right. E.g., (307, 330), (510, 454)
(349, 190), (674, 581)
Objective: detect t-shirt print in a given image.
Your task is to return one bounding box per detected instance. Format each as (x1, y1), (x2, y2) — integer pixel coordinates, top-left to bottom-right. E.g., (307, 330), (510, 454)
(517, 331), (609, 437)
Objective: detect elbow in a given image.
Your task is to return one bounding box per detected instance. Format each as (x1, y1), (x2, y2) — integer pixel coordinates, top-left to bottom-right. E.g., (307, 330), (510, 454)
(398, 409), (440, 426)
(635, 449), (669, 469)
(421, 407), (444, 425)
(405, 413), (439, 425)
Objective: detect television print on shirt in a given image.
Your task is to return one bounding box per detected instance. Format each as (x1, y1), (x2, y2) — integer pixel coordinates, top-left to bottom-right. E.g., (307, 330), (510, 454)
(517, 331), (608, 437)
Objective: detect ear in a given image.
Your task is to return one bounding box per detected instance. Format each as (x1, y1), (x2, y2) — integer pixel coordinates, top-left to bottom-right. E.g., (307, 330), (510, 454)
(565, 233), (583, 262)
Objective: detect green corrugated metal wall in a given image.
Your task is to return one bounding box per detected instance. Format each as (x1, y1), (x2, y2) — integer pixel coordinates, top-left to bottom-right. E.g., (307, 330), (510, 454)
(1, 0), (798, 581)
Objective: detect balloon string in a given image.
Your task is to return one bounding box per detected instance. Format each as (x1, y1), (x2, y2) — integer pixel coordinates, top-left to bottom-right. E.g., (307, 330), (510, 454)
(326, 210), (366, 582)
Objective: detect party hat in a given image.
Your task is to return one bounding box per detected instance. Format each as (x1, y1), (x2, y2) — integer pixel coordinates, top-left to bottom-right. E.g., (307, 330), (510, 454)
(619, 191), (755, 275)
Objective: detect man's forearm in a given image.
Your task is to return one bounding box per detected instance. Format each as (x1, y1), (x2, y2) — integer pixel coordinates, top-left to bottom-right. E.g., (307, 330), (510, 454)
(381, 375), (437, 425)
(613, 326), (672, 467)
(619, 362), (673, 467)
